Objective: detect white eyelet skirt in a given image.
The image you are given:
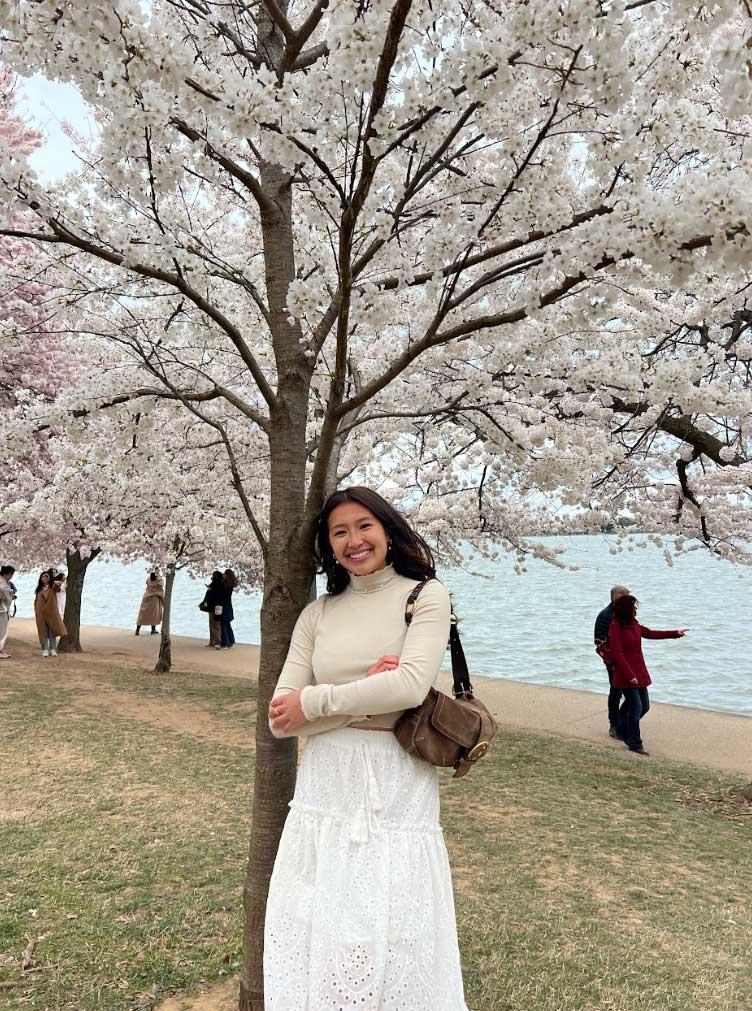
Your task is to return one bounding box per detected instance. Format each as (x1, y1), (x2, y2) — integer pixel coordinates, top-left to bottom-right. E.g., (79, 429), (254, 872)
(264, 727), (469, 1011)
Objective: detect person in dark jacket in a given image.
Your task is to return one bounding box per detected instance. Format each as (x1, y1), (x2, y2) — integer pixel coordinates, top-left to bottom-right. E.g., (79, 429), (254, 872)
(594, 584), (630, 737)
(608, 594), (688, 757)
(221, 569), (239, 649)
(203, 571), (227, 649)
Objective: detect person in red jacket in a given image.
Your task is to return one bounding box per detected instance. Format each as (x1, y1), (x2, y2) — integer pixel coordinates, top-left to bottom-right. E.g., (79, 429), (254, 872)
(608, 595), (688, 757)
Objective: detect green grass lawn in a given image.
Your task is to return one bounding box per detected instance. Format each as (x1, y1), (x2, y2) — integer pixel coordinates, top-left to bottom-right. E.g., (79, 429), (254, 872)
(0, 655), (750, 1010)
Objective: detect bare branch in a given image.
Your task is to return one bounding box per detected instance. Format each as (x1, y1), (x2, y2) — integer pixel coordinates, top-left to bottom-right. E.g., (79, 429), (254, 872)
(478, 46), (583, 238)
(292, 42), (328, 71)
(337, 226), (747, 419)
(171, 117), (275, 216)
(354, 201), (615, 292)
(0, 219), (279, 410)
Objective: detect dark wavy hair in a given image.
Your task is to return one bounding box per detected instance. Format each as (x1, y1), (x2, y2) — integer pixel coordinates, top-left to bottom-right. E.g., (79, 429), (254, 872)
(315, 487), (436, 595)
(613, 594), (638, 625)
(34, 569), (53, 596)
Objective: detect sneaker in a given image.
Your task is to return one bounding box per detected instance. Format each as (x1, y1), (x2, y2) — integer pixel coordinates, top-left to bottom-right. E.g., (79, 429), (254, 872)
(50, 649), (58, 656)
(632, 748), (650, 757)
(42, 649), (49, 657)
(214, 644), (222, 650)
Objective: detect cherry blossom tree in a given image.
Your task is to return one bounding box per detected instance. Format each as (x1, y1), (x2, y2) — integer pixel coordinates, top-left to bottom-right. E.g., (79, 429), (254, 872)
(7, 378), (264, 659)
(0, 66), (77, 402)
(0, 64), (84, 582)
(89, 403), (264, 672)
(2, 3), (752, 1005)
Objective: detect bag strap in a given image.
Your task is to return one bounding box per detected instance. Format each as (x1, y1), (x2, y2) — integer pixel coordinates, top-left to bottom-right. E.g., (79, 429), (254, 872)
(405, 580), (474, 700)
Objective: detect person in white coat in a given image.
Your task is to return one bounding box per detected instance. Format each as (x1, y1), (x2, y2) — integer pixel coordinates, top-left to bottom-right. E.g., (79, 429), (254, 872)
(54, 572), (67, 619)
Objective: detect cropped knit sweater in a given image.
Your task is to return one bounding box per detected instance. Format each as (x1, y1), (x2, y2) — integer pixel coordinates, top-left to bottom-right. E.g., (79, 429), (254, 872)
(269, 565), (451, 739)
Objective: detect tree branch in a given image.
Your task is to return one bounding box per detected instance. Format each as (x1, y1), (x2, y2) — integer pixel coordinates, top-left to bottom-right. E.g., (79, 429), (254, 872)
(0, 220), (279, 410)
(171, 117), (275, 216)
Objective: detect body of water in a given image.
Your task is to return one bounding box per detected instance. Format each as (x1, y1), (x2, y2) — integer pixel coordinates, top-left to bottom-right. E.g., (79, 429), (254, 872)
(10, 536), (751, 717)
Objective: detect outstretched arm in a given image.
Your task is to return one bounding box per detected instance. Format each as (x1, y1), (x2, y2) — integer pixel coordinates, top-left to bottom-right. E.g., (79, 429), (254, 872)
(640, 625), (687, 639)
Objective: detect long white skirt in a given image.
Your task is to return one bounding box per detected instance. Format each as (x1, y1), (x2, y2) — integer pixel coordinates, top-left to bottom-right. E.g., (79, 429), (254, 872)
(264, 727), (469, 1011)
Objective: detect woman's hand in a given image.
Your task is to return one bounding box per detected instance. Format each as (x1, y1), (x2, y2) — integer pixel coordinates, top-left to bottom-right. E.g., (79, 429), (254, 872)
(268, 690), (306, 734)
(630, 677), (639, 685)
(367, 655), (400, 676)
(677, 629), (689, 637)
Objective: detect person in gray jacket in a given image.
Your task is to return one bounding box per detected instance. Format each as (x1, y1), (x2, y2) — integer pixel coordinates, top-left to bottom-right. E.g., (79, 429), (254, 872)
(594, 584), (630, 737)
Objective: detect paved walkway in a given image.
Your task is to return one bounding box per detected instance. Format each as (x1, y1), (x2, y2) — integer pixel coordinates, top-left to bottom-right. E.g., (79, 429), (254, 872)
(8, 618), (751, 778)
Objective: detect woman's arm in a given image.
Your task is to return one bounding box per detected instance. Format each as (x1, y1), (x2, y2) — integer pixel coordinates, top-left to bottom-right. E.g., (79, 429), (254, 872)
(300, 581), (451, 720)
(269, 600), (353, 739)
(639, 625), (684, 639)
(608, 620), (637, 683)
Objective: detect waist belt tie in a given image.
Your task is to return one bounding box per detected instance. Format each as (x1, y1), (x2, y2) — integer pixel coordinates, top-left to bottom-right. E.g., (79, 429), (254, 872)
(348, 740), (384, 844)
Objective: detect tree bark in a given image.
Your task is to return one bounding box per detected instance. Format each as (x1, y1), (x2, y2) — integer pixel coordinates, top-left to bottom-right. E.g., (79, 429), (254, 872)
(239, 412), (318, 1011)
(58, 547), (101, 652)
(234, 3), (354, 1003)
(239, 106), (324, 1008)
(153, 561), (176, 674)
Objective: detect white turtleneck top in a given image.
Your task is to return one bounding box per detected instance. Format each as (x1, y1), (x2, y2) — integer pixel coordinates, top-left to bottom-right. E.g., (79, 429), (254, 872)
(269, 566), (450, 738)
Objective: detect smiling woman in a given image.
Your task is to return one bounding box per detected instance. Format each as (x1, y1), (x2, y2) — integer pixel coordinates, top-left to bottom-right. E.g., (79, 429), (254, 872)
(329, 498), (391, 573)
(265, 486), (468, 1011)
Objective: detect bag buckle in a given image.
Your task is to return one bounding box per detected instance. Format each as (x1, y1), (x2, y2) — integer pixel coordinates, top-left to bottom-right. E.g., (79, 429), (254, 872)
(467, 741), (489, 762)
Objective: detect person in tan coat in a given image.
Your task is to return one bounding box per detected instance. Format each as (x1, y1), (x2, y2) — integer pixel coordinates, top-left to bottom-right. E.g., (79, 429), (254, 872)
(136, 572), (165, 635)
(34, 569), (67, 656)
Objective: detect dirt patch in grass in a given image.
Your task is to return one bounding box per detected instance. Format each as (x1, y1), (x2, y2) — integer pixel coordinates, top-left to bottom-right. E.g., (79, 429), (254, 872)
(8, 656), (256, 751)
(62, 684), (255, 751)
(157, 978), (238, 1011)
(676, 782), (752, 822)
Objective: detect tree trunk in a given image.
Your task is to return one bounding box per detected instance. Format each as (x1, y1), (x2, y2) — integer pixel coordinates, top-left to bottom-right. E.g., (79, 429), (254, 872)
(58, 547), (101, 653)
(238, 10), (334, 1006)
(153, 561), (176, 674)
(239, 417), (316, 1011)
(239, 165), (320, 1011)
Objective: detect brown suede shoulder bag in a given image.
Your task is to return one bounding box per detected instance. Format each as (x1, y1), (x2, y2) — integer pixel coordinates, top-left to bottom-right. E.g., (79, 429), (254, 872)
(393, 580), (499, 778)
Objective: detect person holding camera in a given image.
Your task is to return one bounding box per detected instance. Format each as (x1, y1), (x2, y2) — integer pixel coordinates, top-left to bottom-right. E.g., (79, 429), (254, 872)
(200, 570), (224, 646)
(0, 565), (16, 659)
(202, 570), (232, 650)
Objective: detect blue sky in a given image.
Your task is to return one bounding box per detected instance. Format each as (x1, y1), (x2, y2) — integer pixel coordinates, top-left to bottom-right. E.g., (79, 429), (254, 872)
(18, 72), (93, 181)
